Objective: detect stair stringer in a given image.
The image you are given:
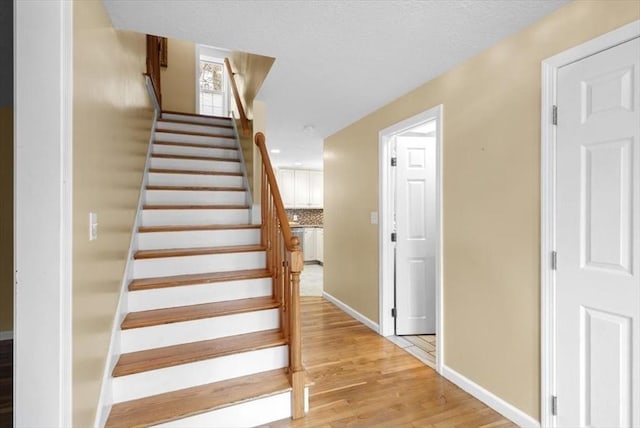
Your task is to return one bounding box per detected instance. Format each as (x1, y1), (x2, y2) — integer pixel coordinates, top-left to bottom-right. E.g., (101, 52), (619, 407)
(94, 110), (159, 428)
(229, 117), (255, 215)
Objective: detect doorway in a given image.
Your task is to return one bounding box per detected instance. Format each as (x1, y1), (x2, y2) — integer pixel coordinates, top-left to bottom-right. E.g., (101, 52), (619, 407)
(541, 21), (640, 427)
(379, 106), (443, 373)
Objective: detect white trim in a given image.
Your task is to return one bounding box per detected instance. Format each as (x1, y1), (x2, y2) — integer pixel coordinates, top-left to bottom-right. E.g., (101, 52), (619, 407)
(94, 105), (158, 428)
(14, 1), (73, 425)
(378, 105), (443, 374)
(145, 75), (161, 119)
(540, 20), (640, 428)
(442, 365), (540, 428)
(322, 292), (379, 333)
(0, 331), (13, 341)
(195, 44), (201, 114)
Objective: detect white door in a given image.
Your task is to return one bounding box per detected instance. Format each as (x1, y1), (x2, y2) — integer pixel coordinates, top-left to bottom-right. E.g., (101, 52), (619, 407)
(395, 134), (436, 335)
(556, 37), (640, 427)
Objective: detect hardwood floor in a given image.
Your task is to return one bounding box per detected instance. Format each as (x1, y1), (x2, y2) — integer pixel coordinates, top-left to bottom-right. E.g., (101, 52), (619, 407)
(0, 301), (517, 427)
(265, 298), (516, 428)
(0, 340), (11, 428)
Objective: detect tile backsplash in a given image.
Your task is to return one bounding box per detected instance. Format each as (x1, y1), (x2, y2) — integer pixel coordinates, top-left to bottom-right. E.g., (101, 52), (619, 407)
(286, 209), (323, 225)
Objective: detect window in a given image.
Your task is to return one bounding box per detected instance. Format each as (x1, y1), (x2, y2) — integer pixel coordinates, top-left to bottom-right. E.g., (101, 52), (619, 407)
(198, 59), (227, 116)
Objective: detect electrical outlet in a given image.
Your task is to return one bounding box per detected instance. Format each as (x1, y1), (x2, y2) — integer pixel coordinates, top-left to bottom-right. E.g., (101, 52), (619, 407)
(370, 211), (378, 224)
(89, 212), (98, 241)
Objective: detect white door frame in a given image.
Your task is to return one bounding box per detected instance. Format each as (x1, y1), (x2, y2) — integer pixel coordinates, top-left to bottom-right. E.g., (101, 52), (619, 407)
(540, 20), (640, 428)
(379, 105), (443, 373)
(14, 1), (73, 426)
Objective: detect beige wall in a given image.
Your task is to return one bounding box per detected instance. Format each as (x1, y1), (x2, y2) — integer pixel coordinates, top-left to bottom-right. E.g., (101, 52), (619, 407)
(161, 38), (197, 113)
(324, 1), (639, 421)
(230, 52), (275, 120)
(0, 108), (12, 332)
(73, 1), (154, 425)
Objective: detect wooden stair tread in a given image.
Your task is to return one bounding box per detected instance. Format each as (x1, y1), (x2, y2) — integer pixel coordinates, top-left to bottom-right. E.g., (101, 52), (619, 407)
(155, 128), (236, 139)
(134, 244), (266, 259)
(143, 204), (249, 210)
(121, 296), (279, 330)
(105, 368), (290, 428)
(146, 185), (246, 192)
(128, 268), (271, 291)
(151, 153), (240, 162)
(157, 118), (234, 129)
(162, 110), (233, 121)
(113, 329), (285, 377)
(138, 224), (260, 233)
(154, 140), (238, 150)
(148, 167), (242, 176)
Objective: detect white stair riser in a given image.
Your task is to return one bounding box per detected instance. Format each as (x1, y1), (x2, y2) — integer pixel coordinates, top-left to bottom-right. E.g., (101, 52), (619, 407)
(145, 189), (247, 206)
(128, 278), (272, 311)
(157, 121), (235, 136)
(155, 131), (236, 147)
(137, 228), (260, 250)
(133, 251), (265, 279)
(150, 157), (241, 173)
(154, 390), (293, 428)
(141, 208), (250, 226)
(153, 143), (239, 160)
(113, 346), (288, 403)
(121, 309), (280, 353)
(148, 173), (244, 188)
(162, 113), (232, 127)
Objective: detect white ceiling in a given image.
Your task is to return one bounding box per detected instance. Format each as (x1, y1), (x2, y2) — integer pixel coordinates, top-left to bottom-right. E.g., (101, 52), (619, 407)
(104, 0), (570, 169)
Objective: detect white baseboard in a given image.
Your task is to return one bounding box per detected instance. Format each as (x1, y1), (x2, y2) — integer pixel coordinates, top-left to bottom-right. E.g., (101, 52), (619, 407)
(441, 365), (540, 428)
(322, 292), (379, 333)
(0, 330), (13, 341)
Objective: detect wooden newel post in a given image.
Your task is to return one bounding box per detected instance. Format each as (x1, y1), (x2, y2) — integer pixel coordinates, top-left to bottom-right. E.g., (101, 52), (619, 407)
(288, 236), (305, 419)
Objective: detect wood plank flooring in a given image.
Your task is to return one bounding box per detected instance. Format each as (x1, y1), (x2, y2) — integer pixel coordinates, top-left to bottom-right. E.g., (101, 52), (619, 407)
(264, 298), (516, 428)
(0, 340), (12, 428)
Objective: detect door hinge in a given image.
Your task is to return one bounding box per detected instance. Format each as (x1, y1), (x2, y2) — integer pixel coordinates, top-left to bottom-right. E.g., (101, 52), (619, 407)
(551, 395), (558, 416)
(391, 157), (397, 167)
(551, 251), (557, 270)
(391, 232), (397, 242)
(552, 105), (558, 125)
(391, 308), (397, 318)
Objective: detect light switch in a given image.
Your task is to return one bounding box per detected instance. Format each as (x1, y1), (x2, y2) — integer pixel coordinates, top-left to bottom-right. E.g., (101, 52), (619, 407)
(370, 211), (378, 224)
(89, 212), (98, 241)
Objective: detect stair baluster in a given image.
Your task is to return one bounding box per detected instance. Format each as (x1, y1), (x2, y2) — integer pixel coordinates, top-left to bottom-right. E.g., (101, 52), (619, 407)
(255, 131), (305, 418)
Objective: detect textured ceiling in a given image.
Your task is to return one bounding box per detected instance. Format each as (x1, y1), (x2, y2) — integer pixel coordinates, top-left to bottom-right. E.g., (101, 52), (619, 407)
(104, 0), (570, 169)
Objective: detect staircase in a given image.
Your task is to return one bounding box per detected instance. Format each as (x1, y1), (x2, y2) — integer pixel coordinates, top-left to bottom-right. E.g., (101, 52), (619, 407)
(104, 112), (307, 427)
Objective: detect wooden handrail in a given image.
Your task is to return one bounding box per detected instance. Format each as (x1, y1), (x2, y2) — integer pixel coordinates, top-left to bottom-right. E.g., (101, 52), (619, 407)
(225, 58), (250, 137)
(254, 132), (305, 419)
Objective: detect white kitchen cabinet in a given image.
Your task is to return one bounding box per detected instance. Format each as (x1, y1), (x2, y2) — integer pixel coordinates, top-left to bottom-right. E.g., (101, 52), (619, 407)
(316, 228), (324, 263)
(309, 171), (323, 208)
(303, 228), (316, 261)
(278, 169), (295, 207)
(294, 170), (310, 207)
(277, 168), (323, 208)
